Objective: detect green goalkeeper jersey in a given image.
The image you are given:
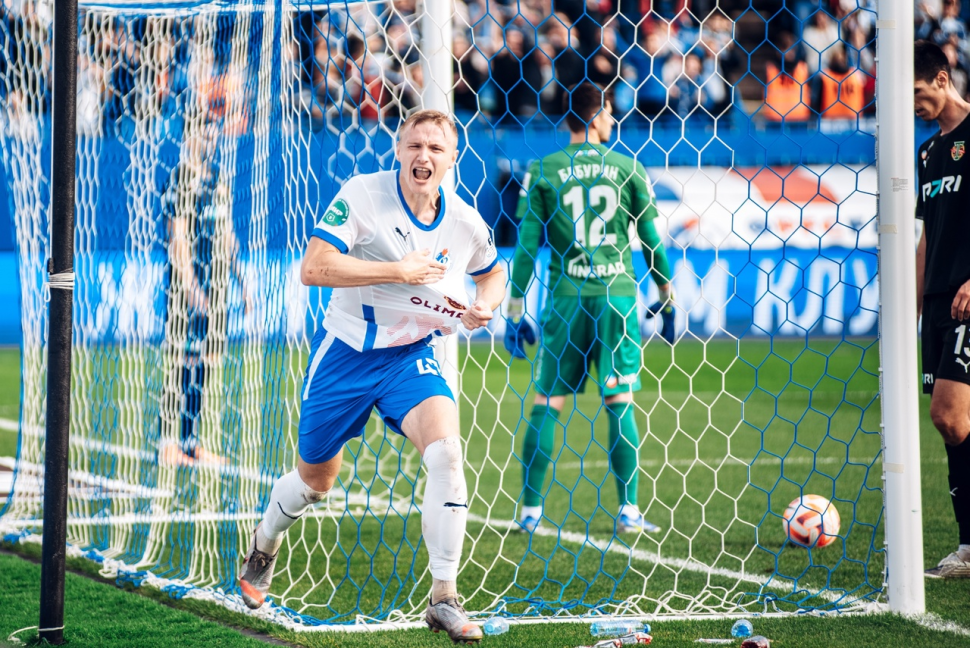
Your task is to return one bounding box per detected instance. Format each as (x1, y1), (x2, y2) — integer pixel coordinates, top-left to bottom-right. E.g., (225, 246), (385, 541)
(510, 143), (670, 299)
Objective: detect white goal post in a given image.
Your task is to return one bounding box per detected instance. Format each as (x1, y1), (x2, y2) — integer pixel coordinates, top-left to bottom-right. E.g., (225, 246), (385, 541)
(875, 0), (924, 615)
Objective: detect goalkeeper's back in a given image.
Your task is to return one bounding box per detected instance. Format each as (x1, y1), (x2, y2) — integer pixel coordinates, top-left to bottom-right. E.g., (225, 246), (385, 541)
(512, 83), (662, 298)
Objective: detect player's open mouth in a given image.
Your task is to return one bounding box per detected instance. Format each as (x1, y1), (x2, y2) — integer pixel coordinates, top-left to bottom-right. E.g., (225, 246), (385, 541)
(413, 167), (432, 180)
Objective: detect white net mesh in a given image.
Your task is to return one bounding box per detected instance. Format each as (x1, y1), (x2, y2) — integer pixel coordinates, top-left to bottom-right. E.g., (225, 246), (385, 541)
(0, 0), (885, 628)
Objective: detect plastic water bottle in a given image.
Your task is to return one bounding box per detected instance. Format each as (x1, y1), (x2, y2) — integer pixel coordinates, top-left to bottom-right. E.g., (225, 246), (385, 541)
(590, 620), (648, 637)
(731, 619), (753, 638)
(597, 632), (653, 646)
(482, 617), (509, 636)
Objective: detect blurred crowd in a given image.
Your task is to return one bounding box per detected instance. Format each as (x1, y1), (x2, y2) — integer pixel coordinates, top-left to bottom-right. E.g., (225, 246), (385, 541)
(916, 0), (970, 99)
(757, 0), (877, 121)
(284, 0), (970, 125)
(299, 0), (745, 124)
(1, 0), (969, 131)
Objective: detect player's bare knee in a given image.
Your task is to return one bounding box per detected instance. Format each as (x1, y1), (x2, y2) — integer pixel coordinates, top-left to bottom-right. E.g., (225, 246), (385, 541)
(302, 485), (328, 504)
(604, 392), (633, 406)
(298, 462), (338, 494)
(303, 480), (333, 505)
(300, 473), (335, 495)
(297, 452), (342, 494)
(295, 469), (331, 502)
(942, 424), (970, 446)
(536, 394), (565, 410)
(930, 401), (970, 445)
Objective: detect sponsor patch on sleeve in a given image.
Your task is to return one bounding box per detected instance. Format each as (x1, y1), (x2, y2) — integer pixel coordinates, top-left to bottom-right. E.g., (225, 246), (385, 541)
(322, 198), (350, 226)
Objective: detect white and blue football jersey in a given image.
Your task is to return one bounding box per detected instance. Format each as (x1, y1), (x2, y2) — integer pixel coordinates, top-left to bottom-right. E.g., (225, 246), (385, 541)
(312, 170), (498, 351)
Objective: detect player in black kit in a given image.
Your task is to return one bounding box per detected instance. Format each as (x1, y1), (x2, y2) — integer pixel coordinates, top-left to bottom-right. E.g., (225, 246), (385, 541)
(914, 40), (970, 578)
(159, 155), (249, 467)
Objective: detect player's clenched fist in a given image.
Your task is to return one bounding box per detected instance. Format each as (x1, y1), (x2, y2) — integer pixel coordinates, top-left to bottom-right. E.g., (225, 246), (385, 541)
(398, 249), (447, 285)
(461, 300), (493, 331)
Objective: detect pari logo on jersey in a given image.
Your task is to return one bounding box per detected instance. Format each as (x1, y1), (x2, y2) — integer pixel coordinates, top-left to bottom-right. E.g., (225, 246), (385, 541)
(323, 199), (349, 226)
(435, 248), (451, 266)
(922, 175), (963, 200)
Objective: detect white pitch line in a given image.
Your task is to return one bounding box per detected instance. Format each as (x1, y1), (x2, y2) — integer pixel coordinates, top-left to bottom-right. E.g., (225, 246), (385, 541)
(2, 464), (798, 599)
(0, 475), (873, 617)
(3, 510), (265, 528)
(6, 481), (959, 635)
(0, 497), (864, 618)
(3, 421), (280, 488)
(513, 454), (909, 472)
(6, 424), (960, 626)
(0, 484), (415, 528)
(907, 613), (970, 637)
(0, 456), (172, 498)
(7, 429), (970, 636)
(467, 511), (795, 593)
(5, 417), (945, 480)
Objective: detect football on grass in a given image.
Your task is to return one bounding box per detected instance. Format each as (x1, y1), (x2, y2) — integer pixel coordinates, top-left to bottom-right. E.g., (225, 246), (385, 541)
(782, 494), (840, 548)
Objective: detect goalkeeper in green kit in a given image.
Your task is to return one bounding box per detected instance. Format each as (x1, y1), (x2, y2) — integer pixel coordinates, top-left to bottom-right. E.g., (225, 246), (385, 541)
(505, 82), (674, 534)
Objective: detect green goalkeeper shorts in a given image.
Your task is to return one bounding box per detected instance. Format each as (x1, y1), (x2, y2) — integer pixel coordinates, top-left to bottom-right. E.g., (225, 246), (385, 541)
(533, 294), (642, 397)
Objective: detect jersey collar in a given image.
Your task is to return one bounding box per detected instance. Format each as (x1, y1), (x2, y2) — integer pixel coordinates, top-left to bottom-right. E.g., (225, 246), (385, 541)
(567, 142), (607, 153)
(396, 175), (446, 231)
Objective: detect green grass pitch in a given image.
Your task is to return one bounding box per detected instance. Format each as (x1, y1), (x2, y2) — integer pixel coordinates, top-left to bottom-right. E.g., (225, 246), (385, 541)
(1, 341), (970, 647)
(270, 337), (884, 621)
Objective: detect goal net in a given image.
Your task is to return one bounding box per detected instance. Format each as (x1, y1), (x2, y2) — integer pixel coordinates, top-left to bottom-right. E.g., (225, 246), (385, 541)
(0, 0), (886, 628)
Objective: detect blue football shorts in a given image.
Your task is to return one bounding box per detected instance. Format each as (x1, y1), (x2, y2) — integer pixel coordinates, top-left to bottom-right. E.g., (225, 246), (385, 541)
(298, 328), (454, 464)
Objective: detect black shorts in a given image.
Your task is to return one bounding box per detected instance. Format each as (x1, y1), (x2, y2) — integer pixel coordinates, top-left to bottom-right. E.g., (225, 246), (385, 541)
(922, 291), (970, 394)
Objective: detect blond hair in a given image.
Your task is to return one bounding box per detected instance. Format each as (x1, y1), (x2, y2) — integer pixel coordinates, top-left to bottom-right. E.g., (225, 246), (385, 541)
(399, 109), (459, 142)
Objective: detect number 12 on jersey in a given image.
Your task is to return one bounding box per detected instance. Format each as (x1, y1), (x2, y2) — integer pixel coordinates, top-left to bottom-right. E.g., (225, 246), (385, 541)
(563, 185), (619, 252)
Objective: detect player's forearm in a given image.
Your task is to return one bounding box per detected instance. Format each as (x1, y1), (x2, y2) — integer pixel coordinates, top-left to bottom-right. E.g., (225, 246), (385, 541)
(472, 267), (507, 311)
(647, 248), (672, 287)
(169, 221), (198, 293)
(171, 240), (205, 301)
(302, 249), (404, 288)
(509, 215), (542, 299)
(637, 217), (672, 286)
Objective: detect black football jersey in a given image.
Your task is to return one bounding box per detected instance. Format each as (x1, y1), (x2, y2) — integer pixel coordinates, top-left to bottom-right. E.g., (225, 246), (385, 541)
(917, 113), (970, 296)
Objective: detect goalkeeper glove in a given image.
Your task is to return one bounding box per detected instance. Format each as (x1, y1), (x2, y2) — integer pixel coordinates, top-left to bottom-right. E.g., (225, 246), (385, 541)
(645, 285), (676, 344)
(503, 298), (536, 359)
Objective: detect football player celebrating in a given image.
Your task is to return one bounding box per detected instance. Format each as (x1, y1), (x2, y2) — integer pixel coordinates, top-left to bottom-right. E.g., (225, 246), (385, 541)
(239, 110), (504, 642)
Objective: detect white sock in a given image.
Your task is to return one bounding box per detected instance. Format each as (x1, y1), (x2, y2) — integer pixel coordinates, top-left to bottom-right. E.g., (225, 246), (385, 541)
(959, 544), (970, 560)
(258, 469), (329, 553)
(421, 437), (468, 585)
(520, 505), (542, 521)
(619, 504), (640, 519)
(432, 578), (458, 604)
